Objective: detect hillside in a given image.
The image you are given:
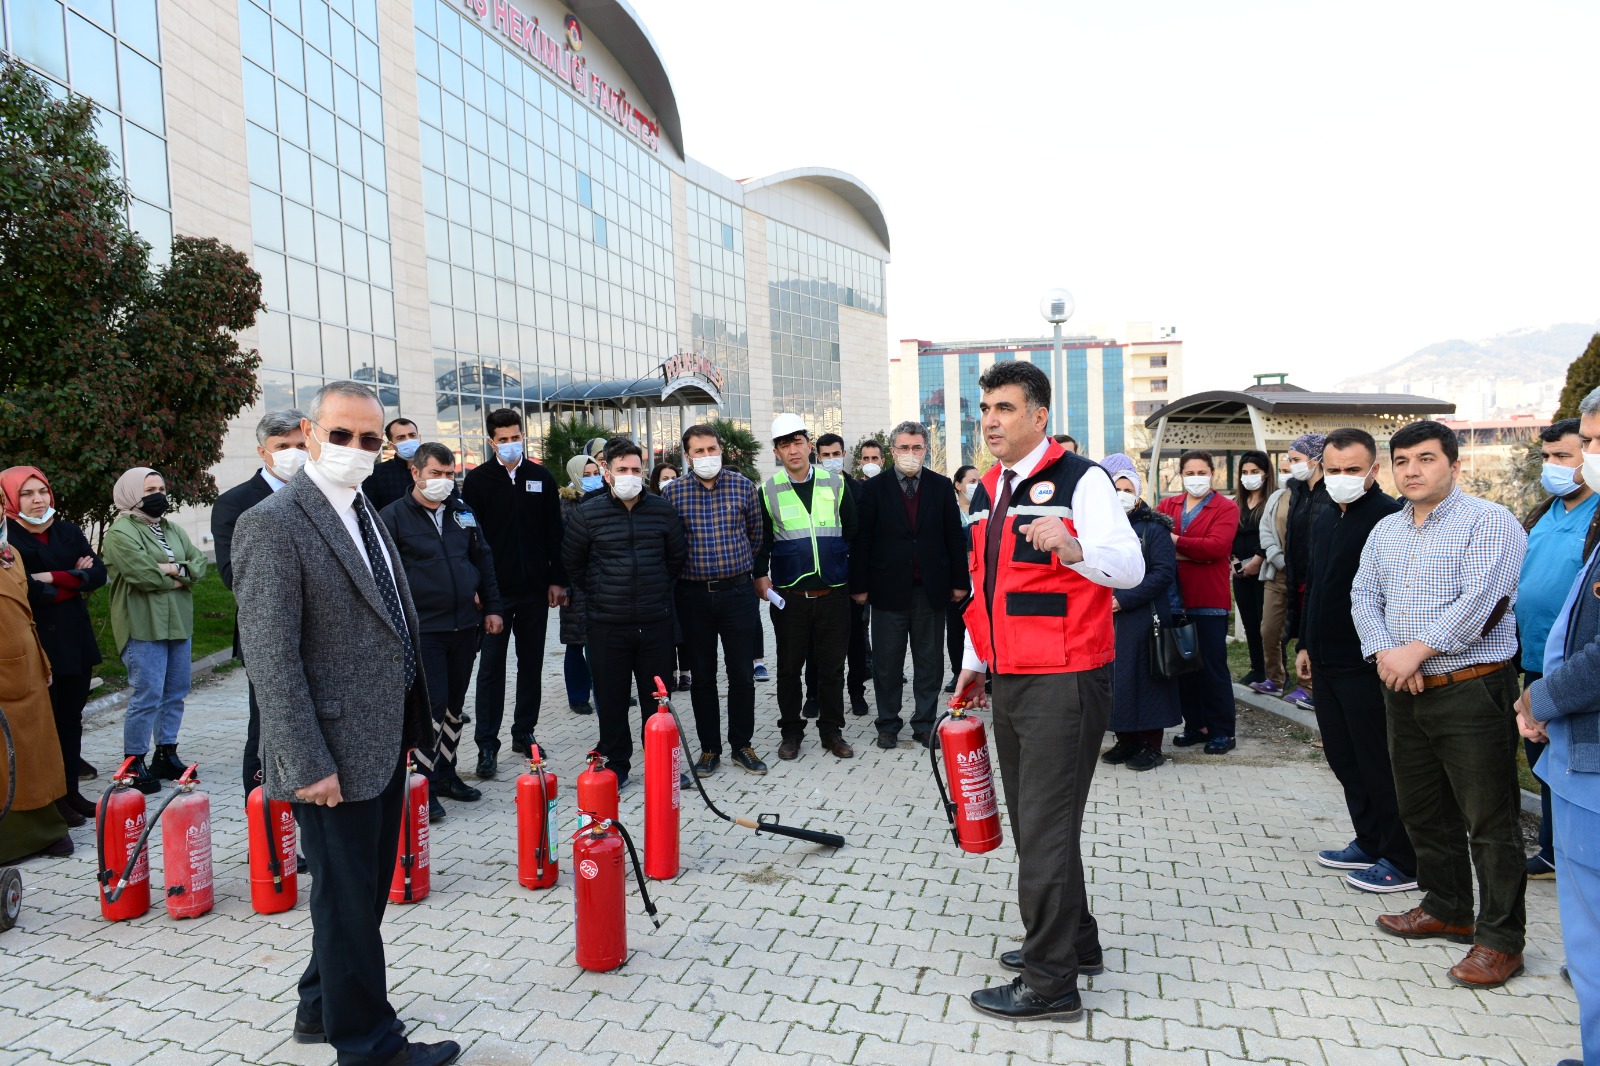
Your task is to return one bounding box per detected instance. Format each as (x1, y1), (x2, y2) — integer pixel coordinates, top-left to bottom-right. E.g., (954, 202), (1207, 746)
(1339, 321), (1599, 391)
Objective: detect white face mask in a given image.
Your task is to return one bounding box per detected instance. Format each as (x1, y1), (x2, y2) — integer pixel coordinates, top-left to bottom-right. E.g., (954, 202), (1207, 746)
(1117, 491), (1139, 513)
(1324, 473), (1370, 505)
(1290, 461), (1313, 481)
(860, 462), (882, 479)
(1240, 473), (1264, 492)
(963, 482), (978, 501)
(894, 453), (923, 477)
(1183, 475), (1212, 498)
(820, 457), (845, 474)
(420, 478), (454, 502)
(691, 455), (722, 480)
(1581, 453), (1600, 494)
(1277, 471), (1292, 489)
(269, 448), (308, 481)
(658, 476), (676, 489)
(311, 433), (378, 488)
(612, 473), (643, 500)
(18, 506), (55, 526)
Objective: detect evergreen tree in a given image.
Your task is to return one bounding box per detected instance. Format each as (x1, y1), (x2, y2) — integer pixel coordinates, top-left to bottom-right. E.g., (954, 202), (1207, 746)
(1555, 332), (1600, 419)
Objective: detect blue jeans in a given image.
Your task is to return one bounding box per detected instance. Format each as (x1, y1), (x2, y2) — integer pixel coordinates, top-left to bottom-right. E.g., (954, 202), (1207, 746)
(122, 637), (192, 755)
(563, 643), (592, 706)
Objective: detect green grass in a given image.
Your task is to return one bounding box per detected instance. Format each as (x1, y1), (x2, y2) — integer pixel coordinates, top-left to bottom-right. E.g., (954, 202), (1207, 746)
(86, 570), (237, 692)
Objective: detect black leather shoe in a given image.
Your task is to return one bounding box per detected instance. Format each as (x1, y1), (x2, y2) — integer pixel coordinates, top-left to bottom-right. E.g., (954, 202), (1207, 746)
(999, 950), (1104, 977)
(384, 1041), (461, 1066)
(148, 744), (186, 780)
(77, 758), (98, 781)
(969, 977), (1083, 1021)
(428, 797), (447, 822)
(296, 853), (308, 874)
(294, 1016), (405, 1044)
(1101, 739), (1139, 764)
(1203, 735), (1236, 755)
(876, 732), (898, 750)
(944, 677), (957, 694)
(476, 748), (498, 779)
(777, 737), (801, 760)
(913, 731), (938, 750)
(123, 755), (161, 794)
(1171, 731), (1208, 747)
(55, 798), (87, 828)
(850, 693), (871, 716)
(438, 775), (482, 802)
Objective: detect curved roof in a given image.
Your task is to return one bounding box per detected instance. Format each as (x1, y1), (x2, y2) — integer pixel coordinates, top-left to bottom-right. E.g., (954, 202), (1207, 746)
(741, 167), (891, 252)
(569, 0), (684, 158)
(1144, 385), (1454, 428)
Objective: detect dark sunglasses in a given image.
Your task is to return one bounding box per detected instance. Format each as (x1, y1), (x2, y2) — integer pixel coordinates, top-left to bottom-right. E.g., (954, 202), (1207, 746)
(312, 420), (385, 452)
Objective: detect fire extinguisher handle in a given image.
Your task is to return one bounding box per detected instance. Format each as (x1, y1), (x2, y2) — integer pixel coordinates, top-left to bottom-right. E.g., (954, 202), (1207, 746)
(748, 814), (845, 849)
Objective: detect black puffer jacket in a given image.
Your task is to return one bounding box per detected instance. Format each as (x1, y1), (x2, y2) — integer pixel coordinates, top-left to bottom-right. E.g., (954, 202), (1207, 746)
(379, 493), (503, 633)
(562, 491), (687, 626)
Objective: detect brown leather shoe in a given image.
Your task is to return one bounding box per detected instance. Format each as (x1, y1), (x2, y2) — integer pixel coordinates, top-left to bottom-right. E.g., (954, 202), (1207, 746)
(1448, 944), (1524, 988)
(822, 736), (854, 759)
(777, 737), (801, 760)
(1376, 906), (1475, 943)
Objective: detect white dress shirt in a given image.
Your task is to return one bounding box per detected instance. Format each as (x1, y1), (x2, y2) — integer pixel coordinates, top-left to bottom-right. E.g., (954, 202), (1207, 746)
(962, 436), (1145, 671)
(305, 460), (397, 581)
(260, 467), (287, 492)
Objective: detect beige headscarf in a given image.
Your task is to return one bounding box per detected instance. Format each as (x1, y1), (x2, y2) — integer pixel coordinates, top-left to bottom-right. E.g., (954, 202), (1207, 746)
(565, 454), (596, 487)
(113, 466), (161, 517)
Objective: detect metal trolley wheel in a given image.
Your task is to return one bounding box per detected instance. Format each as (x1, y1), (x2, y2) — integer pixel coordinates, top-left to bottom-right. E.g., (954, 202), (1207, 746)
(0, 706), (18, 931)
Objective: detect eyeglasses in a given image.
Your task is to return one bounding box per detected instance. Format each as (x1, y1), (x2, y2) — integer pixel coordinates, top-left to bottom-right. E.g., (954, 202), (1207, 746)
(312, 420), (384, 452)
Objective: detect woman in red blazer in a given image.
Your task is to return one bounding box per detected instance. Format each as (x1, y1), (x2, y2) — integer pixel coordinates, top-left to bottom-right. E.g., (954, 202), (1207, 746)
(1157, 450), (1240, 754)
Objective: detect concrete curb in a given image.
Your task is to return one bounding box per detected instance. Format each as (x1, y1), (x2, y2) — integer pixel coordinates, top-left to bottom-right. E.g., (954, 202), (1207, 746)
(1233, 682), (1544, 818)
(84, 648), (239, 720)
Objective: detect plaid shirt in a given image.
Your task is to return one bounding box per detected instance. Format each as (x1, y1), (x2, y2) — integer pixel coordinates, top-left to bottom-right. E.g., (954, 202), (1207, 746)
(661, 469), (762, 582)
(1352, 487), (1527, 673)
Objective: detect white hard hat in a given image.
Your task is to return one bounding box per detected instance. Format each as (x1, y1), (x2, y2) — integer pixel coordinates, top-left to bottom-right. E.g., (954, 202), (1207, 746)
(770, 413), (808, 442)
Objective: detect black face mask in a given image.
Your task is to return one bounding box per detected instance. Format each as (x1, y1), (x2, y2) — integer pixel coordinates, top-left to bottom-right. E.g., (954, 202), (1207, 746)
(139, 492), (169, 518)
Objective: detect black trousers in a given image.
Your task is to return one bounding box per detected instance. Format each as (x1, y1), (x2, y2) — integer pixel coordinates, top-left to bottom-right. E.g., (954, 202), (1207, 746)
(1385, 665), (1526, 955)
(803, 598), (870, 699)
(295, 761), (406, 1066)
(48, 671), (91, 799)
(992, 666), (1111, 1000)
(773, 592), (849, 739)
(1176, 614), (1235, 737)
(586, 618), (675, 779)
(243, 680), (262, 794)
(416, 628), (480, 781)
(1312, 663), (1415, 875)
(1232, 576), (1265, 679)
(675, 581), (759, 756)
(946, 597), (970, 676)
(474, 599), (548, 754)
(871, 596), (945, 737)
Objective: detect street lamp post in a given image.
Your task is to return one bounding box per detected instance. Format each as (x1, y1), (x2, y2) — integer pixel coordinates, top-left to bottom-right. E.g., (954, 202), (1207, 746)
(1039, 288), (1074, 436)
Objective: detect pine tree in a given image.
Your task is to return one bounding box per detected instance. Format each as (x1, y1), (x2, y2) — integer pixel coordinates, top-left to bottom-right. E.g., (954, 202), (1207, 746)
(1555, 332), (1600, 419)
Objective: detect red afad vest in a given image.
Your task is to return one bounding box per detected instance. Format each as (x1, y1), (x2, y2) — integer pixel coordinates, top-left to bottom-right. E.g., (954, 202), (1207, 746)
(963, 441), (1115, 675)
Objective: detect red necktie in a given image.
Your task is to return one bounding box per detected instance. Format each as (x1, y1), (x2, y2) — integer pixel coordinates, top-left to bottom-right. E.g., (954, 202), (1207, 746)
(983, 469), (1015, 611)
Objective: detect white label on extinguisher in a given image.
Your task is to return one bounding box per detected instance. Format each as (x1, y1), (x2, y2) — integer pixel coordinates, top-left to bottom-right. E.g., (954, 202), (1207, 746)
(124, 813), (149, 884)
(956, 747), (999, 821)
(276, 808), (296, 865)
(416, 802), (431, 870)
(544, 798), (557, 864)
(187, 820), (213, 892)
(671, 746), (682, 810)
(578, 859), (599, 879)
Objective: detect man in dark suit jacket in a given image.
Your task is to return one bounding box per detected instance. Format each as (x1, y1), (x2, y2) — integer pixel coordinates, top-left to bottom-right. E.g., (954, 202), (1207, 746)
(211, 408), (307, 795)
(851, 420), (970, 748)
(362, 418), (422, 514)
(233, 381), (458, 1066)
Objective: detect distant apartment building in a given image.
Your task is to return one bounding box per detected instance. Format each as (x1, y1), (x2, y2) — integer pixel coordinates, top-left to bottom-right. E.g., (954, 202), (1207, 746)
(889, 324), (1183, 469)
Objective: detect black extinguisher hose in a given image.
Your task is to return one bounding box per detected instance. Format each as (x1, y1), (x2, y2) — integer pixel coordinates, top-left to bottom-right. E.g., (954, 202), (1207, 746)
(261, 780), (285, 892)
(101, 783), (185, 903)
(535, 758), (551, 880)
(610, 819), (661, 930)
(399, 754), (414, 902)
(0, 705), (15, 824)
(928, 711), (959, 846)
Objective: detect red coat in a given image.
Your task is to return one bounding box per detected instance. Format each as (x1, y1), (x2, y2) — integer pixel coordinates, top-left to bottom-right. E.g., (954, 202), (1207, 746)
(1155, 492), (1238, 611)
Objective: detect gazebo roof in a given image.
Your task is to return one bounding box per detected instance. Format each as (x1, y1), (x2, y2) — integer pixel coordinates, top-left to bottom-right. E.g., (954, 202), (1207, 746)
(1143, 384), (1454, 428)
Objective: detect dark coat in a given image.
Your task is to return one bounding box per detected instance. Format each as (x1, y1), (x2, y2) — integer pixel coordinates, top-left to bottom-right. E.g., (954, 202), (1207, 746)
(379, 491), (503, 633)
(8, 517), (105, 676)
(361, 456), (414, 515)
(211, 469), (275, 660)
(557, 491), (589, 644)
(848, 468), (970, 611)
(562, 491), (687, 627)
(1283, 477), (1332, 639)
(1109, 506), (1182, 732)
(461, 458), (566, 604)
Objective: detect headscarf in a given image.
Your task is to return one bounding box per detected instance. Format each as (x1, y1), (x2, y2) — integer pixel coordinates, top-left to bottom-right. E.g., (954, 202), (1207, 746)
(0, 465), (51, 521)
(1099, 453), (1143, 498)
(565, 453), (595, 487)
(1289, 433), (1326, 461)
(113, 467), (161, 518)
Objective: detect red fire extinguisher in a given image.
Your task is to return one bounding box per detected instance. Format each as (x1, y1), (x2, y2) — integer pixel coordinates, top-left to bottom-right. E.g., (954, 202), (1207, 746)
(391, 751), (431, 904)
(643, 681), (680, 880)
(246, 784), (297, 914)
(572, 817), (660, 972)
(161, 765), (213, 920)
(575, 750), (617, 829)
(96, 757), (152, 921)
(930, 682), (1003, 854)
(517, 744), (559, 890)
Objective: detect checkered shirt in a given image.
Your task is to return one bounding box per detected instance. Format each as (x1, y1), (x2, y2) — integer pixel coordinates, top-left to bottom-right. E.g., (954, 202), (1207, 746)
(661, 469), (763, 582)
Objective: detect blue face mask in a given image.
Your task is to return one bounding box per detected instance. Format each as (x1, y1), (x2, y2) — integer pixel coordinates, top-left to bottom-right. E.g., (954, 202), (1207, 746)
(1542, 462), (1582, 498)
(580, 475), (604, 492)
(394, 439), (420, 460)
(495, 440), (524, 465)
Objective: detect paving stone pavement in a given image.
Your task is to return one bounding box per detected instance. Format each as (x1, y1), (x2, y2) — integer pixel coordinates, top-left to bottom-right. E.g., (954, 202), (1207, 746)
(0, 618), (1582, 1066)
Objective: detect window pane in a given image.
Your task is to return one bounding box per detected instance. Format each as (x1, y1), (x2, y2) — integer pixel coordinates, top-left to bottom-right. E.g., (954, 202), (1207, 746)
(14, 1), (69, 81)
(67, 13), (118, 109)
(129, 199), (171, 260)
(238, 0), (272, 69)
(123, 122), (169, 206)
(250, 185), (283, 249)
(113, 0), (159, 59)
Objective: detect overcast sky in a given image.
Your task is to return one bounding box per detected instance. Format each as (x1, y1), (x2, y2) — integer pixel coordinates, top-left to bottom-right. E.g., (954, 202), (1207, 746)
(641, 0), (1600, 391)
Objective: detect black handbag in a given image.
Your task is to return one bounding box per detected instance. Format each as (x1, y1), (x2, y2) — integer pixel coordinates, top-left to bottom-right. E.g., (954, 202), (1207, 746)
(1138, 523), (1204, 680)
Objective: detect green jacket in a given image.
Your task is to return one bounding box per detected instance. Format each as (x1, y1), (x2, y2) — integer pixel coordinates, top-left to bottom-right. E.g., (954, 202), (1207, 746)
(102, 514), (208, 651)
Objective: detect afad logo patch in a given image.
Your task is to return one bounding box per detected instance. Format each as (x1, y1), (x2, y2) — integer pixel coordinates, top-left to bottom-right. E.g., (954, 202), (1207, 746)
(1028, 482), (1055, 504)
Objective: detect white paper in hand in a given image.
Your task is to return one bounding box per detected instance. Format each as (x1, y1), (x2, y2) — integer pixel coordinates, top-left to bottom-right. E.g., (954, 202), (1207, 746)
(763, 588), (787, 610)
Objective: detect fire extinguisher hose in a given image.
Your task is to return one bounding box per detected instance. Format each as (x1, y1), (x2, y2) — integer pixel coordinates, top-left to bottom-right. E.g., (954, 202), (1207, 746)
(651, 679), (846, 850)
(610, 819), (661, 929)
(0, 705), (15, 825)
(398, 759), (414, 902)
(97, 779), (187, 903)
(927, 710), (960, 847)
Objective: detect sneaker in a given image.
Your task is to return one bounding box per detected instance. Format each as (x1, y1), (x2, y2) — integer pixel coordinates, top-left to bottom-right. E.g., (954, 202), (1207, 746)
(569, 701), (594, 715)
(1249, 679), (1282, 695)
(1101, 739), (1140, 764)
(679, 772), (694, 790)
(693, 752), (720, 778)
(1295, 695), (1315, 711)
(1526, 853), (1557, 880)
(1125, 746), (1165, 771)
(1283, 687), (1311, 705)
(753, 663), (770, 682)
(1203, 735), (1236, 755)
(730, 747), (767, 774)
(1317, 840), (1377, 870)
(1347, 859), (1419, 894)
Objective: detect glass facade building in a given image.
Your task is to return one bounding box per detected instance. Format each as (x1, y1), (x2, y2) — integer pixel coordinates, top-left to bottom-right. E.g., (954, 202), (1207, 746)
(687, 185), (749, 424)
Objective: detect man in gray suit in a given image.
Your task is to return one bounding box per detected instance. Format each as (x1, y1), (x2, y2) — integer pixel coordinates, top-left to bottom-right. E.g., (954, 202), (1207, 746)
(233, 381), (459, 1066)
